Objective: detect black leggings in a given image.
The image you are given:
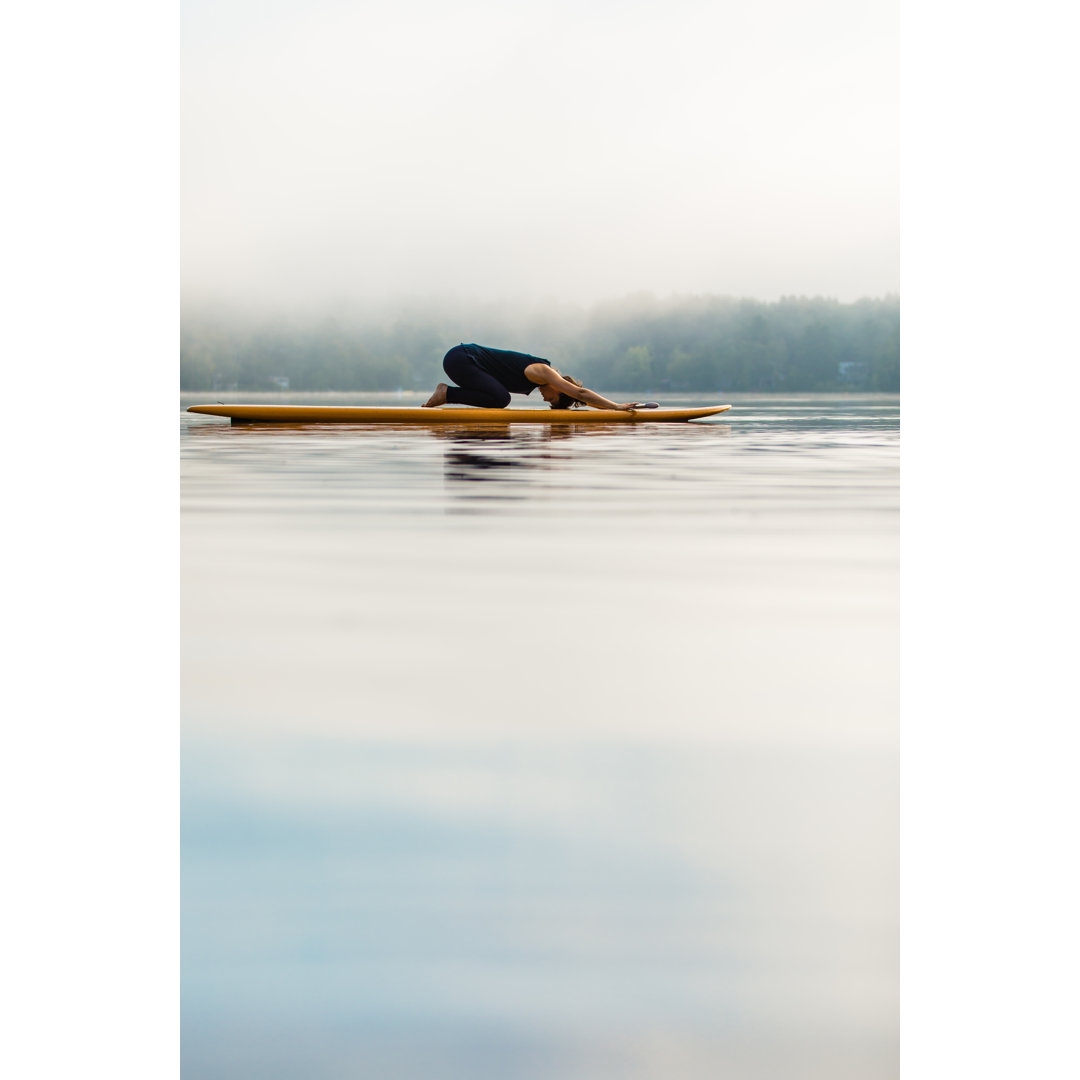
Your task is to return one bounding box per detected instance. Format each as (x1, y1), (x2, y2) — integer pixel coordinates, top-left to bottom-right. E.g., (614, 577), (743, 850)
(443, 346), (512, 408)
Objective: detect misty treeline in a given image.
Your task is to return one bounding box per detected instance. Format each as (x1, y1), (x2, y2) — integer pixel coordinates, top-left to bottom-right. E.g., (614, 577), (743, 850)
(180, 294), (899, 393)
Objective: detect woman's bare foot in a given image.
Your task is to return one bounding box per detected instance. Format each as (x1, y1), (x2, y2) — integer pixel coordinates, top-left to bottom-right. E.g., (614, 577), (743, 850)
(422, 383), (448, 408)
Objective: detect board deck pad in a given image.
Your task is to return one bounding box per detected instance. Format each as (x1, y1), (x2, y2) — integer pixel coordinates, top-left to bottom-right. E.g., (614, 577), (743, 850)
(187, 404), (732, 424)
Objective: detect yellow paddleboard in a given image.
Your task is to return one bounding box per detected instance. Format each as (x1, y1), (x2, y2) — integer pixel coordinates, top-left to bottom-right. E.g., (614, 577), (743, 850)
(187, 404), (732, 424)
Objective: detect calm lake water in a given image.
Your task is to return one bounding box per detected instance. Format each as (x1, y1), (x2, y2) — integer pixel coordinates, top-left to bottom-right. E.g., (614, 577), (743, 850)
(181, 392), (899, 1080)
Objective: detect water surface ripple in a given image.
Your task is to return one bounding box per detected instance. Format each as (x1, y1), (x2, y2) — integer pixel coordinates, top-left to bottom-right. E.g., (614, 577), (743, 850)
(181, 393), (899, 1080)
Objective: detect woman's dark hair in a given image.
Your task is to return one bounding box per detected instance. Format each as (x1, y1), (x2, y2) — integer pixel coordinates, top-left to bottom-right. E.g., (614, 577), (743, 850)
(551, 375), (585, 410)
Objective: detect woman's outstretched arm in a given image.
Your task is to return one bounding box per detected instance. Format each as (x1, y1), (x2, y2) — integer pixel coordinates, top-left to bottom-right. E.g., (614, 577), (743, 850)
(529, 367), (636, 410)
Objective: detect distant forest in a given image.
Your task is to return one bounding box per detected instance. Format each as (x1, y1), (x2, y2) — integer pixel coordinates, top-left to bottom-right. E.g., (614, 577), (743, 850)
(180, 294), (899, 393)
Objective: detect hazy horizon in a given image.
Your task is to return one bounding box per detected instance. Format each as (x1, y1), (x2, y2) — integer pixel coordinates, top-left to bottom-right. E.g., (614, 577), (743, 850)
(182, 0), (897, 309)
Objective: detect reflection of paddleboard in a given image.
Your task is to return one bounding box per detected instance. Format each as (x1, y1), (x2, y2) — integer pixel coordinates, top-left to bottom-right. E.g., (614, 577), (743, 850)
(187, 404), (733, 424)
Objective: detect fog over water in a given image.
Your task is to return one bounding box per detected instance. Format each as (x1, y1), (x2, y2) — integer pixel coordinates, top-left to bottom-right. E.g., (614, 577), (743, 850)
(182, 0), (898, 308)
(181, 5), (899, 1073)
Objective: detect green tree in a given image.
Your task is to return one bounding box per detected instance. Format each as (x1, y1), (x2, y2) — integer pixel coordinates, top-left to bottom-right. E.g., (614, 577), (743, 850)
(611, 345), (653, 389)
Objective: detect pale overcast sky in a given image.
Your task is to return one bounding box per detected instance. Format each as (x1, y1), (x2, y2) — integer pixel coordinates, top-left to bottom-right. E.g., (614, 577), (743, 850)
(182, 0), (897, 307)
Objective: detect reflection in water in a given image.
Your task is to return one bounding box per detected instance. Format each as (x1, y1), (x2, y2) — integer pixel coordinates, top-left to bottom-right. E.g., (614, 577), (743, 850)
(439, 428), (550, 496)
(181, 395), (899, 1080)
(433, 423), (730, 496)
(440, 429), (533, 485)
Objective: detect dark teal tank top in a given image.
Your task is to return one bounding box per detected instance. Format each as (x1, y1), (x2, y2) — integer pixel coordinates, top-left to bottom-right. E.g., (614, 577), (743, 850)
(462, 344), (551, 395)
